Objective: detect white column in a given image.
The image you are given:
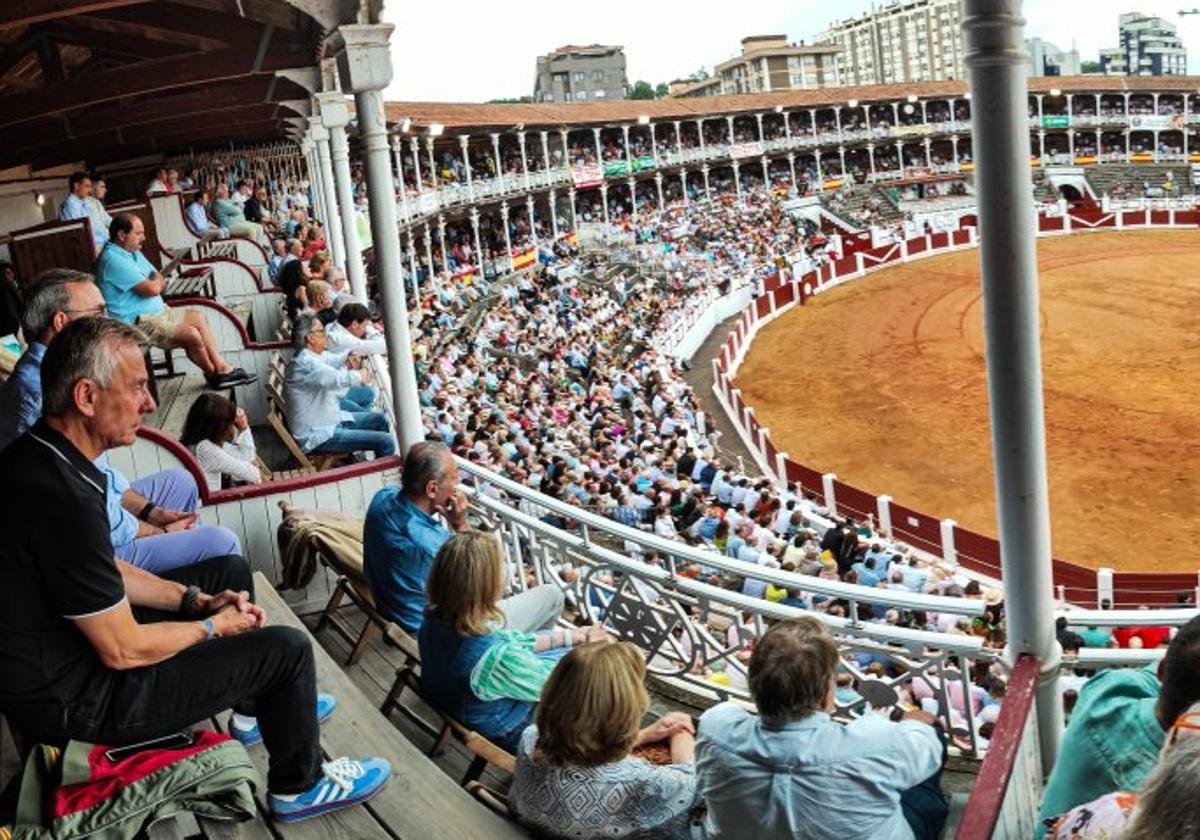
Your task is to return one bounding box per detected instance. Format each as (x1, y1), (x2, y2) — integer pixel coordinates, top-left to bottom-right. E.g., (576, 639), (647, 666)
(490, 133), (502, 183)
(437, 213), (448, 274)
(518, 131), (530, 190)
(964, 0), (1062, 768)
(425, 137), (438, 189)
(526, 194), (537, 245)
(600, 183), (610, 225)
(622, 124), (632, 172)
(654, 172), (663, 207)
(627, 177), (637, 223)
(469, 208), (483, 274)
(499, 201), (513, 268)
(317, 91), (366, 300)
(568, 187), (578, 229)
(548, 189), (559, 239)
(540, 130), (551, 171)
(308, 117), (345, 269)
(340, 22), (423, 452)
(391, 135), (410, 221)
(459, 135), (474, 202)
(422, 223), (433, 276)
(592, 127), (603, 165)
(403, 137), (420, 197)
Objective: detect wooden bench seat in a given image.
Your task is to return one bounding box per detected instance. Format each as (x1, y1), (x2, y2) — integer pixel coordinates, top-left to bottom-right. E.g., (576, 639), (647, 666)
(164, 269), (216, 301)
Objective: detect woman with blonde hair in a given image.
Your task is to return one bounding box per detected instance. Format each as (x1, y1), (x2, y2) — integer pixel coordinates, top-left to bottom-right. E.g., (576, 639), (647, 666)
(417, 530), (604, 752)
(509, 641), (700, 839)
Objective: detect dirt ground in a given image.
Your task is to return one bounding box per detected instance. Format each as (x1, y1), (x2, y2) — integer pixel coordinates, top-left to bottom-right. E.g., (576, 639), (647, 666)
(735, 230), (1200, 572)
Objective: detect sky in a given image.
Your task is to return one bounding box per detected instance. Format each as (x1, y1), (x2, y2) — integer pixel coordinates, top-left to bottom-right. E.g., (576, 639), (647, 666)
(381, 0), (1200, 103)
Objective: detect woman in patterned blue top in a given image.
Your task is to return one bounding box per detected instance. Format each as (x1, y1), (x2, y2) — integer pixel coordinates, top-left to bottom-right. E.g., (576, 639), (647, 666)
(509, 641), (701, 839)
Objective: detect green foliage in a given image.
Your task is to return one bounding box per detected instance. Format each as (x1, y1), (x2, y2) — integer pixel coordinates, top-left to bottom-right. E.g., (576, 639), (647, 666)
(1080, 60), (1103, 74)
(627, 80), (656, 100)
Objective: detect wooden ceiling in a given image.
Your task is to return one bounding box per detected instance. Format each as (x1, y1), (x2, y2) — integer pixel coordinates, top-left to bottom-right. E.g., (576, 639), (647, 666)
(0, 0), (331, 170)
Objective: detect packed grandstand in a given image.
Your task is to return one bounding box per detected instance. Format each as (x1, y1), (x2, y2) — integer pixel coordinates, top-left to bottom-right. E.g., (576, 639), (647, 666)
(2, 2), (1200, 839)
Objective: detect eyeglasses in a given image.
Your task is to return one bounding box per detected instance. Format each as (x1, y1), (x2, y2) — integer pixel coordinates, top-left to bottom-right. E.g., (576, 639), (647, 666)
(64, 304), (108, 317)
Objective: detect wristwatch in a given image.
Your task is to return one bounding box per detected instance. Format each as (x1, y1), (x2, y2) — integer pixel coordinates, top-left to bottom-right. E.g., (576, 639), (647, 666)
(180, 585), (203, 618)
(201, 619), (216, 641)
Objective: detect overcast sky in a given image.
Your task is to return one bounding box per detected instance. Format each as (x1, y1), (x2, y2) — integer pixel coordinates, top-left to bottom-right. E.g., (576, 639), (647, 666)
(381, 1), (1200, 103)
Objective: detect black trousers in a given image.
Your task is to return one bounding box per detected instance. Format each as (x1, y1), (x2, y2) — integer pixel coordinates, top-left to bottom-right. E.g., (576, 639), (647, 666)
(64, 556), (321, 795)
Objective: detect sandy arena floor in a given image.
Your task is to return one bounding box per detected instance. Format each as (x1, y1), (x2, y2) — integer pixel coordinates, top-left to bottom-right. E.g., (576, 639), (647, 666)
(735, 230), (1200, 572)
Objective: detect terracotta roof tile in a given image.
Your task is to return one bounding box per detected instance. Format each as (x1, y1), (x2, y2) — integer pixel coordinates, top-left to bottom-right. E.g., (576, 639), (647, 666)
(385, 76), (1200, 133)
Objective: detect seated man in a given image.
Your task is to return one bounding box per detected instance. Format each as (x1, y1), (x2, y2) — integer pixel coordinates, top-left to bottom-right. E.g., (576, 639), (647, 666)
(284, 313), (394, 458)
(268, 238), (288, 284)
(97, 214), (253, 388)
(0, 317), (389, 822)
(697, 617), (947, 839)
(364, 440), (564, 634)
(325, 266), (352, 311)
(1036, 615), (1200, 834)
(59, 172), (108, 253)
(0, 268), (106, 453)
(327, 302), (386, 356)
(86, 177), (113, 251)
(212, 183), (265, 244)
(185, 190), (227, 240)
(146, 167), (170, 195)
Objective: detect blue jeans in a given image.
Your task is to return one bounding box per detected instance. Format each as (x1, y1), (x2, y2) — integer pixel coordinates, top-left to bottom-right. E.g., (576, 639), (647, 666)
(312, 411), (395, 457)
(901, 727), (949, 840)
(338, 385), (376, 413)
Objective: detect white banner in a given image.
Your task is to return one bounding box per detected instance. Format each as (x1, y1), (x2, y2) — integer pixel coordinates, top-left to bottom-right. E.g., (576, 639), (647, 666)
(729, 141), (763, 160)
(1129, 113), (1185, 131)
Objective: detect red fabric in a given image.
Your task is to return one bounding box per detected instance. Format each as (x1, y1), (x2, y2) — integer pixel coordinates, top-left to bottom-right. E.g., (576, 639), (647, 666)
(52, 730), (231, 818)
(1113, 626), (1171, 649)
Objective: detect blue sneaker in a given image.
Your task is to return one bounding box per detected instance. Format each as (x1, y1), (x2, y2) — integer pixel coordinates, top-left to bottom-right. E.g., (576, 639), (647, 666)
(229, 692), (337, 747)
(269, 757), (391, 823)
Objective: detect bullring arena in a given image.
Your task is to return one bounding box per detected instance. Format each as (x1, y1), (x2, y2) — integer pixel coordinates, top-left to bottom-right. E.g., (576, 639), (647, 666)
(736, 228), (1200, 573)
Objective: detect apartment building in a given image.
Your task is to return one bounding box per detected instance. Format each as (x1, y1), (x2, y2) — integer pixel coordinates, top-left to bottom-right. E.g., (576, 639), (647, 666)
(1100, 12), (1187, 76)
(533, 44), (628, 103)
(816, 0), (965, 86)
(669, 35), (842, 99)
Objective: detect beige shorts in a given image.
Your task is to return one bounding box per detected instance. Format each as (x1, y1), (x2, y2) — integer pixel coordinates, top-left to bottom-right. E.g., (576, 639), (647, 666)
(136, 307), (187, 348)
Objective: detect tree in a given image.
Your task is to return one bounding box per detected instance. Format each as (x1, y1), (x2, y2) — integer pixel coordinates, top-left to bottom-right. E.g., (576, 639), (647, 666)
(654, 82), (669, 98)
(1080, 60), (1103, 74)
(487, 95), (534, 104)
(627, 80), (656, 100)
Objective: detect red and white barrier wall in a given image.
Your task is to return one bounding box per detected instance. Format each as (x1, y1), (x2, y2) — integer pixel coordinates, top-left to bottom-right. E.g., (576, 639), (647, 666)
(708, 210), (1200, 607)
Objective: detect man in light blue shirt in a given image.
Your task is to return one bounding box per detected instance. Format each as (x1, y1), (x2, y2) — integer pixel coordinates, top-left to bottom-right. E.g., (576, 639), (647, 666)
(697, 617), (947, 839)
(96, 213), (250, 388)
(212, 183), (264, 243)
(284, 314), (394, 457)
(363, 441), (563, 634)
(0, 269), (105, 453)
(185, 190), (226, 239)
(58, 172), (107, 252)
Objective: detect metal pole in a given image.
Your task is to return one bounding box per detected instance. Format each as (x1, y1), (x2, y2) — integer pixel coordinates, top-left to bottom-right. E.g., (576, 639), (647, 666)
(342, 22), (425, 453)
(310, 121), (346, 269)
(963, 0), (1062, 769)
(326, 117), (368, 299)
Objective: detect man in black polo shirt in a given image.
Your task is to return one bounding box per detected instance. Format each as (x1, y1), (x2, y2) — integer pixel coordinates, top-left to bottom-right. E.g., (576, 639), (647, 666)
(0, 317), (389, 822)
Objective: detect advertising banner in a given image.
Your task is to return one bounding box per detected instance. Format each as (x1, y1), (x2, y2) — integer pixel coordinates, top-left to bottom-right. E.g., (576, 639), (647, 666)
(571, 164), (604, 188)
(603, 160), (629, 177)
(729, 141), (763, 160)
(1129, 113), (1185, 131)
(1041, 115), (1071, 128)
(890, 124), (927, 139)
(631, 155), (656, 172)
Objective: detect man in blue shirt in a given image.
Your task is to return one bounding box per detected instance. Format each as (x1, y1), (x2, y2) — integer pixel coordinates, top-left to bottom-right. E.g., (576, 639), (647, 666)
(185, 190), (226, 240)
(363, 441), (563, 634)
(59, 172), (108, 253)
(96, 214), (251, 388)
(0, 269), (106, 453)
(697, 617), (947, 839)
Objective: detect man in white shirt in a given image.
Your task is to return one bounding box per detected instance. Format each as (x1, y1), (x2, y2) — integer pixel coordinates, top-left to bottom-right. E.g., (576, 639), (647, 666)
(326, 302), (386, 356)
(284, 314), (394, 458)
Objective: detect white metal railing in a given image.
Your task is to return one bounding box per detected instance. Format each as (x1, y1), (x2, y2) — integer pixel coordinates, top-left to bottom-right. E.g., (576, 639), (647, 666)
(458, 468), (1000, 756)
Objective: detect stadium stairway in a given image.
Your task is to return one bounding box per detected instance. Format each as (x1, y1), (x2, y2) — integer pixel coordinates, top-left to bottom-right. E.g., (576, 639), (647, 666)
(1084, 164), (1192, 198)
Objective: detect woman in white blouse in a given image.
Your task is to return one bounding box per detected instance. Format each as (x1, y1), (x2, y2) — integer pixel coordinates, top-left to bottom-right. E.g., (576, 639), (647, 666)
(180, 393), (264, 492)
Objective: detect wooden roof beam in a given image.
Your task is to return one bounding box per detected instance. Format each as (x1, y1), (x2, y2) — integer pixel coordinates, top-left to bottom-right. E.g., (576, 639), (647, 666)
(0, 0), (149, 30)
(0, 38), (313, 130)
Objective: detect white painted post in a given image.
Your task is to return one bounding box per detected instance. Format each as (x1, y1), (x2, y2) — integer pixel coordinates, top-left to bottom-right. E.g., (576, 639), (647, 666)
(742, 405), (754, 432)
(757, 426), (771, 459)
(940, 518), (958, 567)
(1096, 567), (1115, 607)
(821, 472), (838, 513)
(900, 238), (910, 260)
(711, 357), (721, 388)
(1063, 212), (1072, 232)
(856, 252), (865, 275)
(775, 451), (790, 483)
(876, 494), (893, 538)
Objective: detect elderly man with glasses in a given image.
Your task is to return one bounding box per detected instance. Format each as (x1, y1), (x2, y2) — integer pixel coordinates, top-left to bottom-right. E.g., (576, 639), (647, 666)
(0, 268), (107, 452)
(284, 313), (395, 459)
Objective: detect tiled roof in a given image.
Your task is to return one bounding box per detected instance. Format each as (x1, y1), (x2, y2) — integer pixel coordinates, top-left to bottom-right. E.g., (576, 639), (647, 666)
(384, 76), (1200, 133)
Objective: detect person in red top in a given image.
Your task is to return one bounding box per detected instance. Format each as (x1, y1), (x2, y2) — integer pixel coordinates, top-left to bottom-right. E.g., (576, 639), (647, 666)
(1113, 619), (1172, 649)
